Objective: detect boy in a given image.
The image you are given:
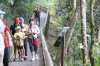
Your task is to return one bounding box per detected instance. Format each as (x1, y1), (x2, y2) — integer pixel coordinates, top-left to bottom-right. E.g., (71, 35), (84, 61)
(14, 26), (25, 61)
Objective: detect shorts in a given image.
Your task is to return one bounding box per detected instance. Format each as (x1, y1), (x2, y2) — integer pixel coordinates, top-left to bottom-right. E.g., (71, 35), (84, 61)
(17, 46), (23, 50)
(28, 38), (38, 52)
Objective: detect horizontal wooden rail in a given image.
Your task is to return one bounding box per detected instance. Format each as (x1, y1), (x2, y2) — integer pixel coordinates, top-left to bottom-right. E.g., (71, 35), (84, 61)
(35, 2), (54, 66)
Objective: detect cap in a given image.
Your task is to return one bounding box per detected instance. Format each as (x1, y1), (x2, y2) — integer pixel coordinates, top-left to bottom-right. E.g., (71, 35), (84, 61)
(15, 18), (20, 23)
(19, 17), (24, 22)
(0, 10), (6, 14)
(15, 26), (21, 30)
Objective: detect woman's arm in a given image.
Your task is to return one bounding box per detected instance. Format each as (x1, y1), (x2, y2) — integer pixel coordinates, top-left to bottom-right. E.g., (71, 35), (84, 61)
(37, 29), (40, 34)
(5, 31), (13, 47)
(25, 29), (33, 36)
(36, 25), (40, 34)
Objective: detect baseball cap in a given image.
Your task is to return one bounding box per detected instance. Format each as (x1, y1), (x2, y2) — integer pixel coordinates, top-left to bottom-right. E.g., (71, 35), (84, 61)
(15, 17), (20, 23)
(19, 17), (24, 22)
(0, 10), (6, 14)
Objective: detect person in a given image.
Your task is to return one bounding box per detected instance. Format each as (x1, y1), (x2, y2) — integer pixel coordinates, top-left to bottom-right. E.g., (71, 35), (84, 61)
(26, 19), (40, 61)
(14, 26), (25, 61)
(10, 17), (22, 61)
(19, 17), (28, 60)
(0, 10), (12, 66)
(34, 7), (41, 26)
(0, 19), (5, 66)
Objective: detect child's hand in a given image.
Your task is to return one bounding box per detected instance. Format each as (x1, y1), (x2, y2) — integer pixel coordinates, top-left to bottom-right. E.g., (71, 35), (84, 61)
(17, 36), (20, 39)
(21, 37), (24, 40)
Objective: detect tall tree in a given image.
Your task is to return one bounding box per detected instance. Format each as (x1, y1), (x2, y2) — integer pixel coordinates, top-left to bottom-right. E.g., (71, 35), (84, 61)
(89, 0), (95, 66)
(80, 0), (87, 66)
(54, 0), (80, 66)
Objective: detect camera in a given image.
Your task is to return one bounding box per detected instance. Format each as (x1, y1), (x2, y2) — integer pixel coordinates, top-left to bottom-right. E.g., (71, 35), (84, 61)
(33, 33), (36, 35)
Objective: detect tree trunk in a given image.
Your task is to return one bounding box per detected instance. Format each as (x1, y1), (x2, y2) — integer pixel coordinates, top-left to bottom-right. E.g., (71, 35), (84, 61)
(80, 0), (87, 66)
(98, 28), (100, 41)
(55, 3), (79, 66)
(70, 0), (76, 9)
(68, 0), (76, 27)
(89, 0), (95, 66)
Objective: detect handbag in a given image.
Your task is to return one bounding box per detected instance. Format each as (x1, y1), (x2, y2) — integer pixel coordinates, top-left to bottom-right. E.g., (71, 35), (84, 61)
(30, 26), (39, 46)
(33, 37), (39, 46)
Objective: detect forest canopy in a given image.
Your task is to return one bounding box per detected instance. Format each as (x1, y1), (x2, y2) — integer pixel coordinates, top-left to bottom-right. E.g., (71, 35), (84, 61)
(1, 0), (100, 66)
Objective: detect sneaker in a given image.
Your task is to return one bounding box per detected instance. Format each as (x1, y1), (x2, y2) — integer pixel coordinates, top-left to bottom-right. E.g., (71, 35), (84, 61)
(21, 58), (24, 61)
(24, 56), (27, 60)
(35, 54), (38, 60)
(31, 56), (35, 61)
(13, 58), (17, 61)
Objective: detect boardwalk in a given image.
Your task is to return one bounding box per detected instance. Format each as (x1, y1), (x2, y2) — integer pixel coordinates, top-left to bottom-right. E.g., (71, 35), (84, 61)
(9, 11), (47, 66)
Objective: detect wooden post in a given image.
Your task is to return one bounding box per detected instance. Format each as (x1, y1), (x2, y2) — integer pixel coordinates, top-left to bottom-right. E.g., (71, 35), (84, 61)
(61, 32), (65, 66)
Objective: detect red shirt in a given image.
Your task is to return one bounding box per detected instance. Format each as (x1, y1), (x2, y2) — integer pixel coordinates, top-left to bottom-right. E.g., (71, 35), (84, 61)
(2, 20), (9, 48)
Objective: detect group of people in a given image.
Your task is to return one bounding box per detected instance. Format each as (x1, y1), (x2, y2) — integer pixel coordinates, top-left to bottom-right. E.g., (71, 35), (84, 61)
(0, 10), (13, 66)
(0, 6), (41, 66)
(11, 17), (40, 61)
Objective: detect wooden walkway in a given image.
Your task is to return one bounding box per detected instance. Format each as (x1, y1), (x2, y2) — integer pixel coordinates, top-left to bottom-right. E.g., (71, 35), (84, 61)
(9, 11), (47, 66)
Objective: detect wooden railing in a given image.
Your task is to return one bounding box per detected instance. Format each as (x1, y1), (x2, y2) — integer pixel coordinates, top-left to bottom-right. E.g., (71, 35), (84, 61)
(35, 2), (54, 66)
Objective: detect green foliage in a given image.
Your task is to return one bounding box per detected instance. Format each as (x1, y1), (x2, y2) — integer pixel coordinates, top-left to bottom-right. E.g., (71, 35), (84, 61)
(0, 0), (35, 26)
(95, 56), (100, 66)
(28, 0), (34, 15)
(35, 0), (100, 66)
(56, 16), (66, 26)
(86, 0), (100, 37)
(0, 0), (13, 6)
(36, 0), (57, 16)
(55, 28), (61, 35)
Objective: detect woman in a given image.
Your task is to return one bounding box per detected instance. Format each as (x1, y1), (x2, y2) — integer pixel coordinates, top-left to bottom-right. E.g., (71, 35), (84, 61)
(10, 17), (21, 61)
(0, 19), (5, 66)
(0, 10), (12, 66)
(27, 19), (40, 61)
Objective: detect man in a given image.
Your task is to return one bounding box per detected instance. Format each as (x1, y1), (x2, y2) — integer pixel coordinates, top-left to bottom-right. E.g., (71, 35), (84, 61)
(34, 7), (41, 26)
(0, 10), (12, 66)
(10, 17), (22, 61)
(0, 18), (5, 66)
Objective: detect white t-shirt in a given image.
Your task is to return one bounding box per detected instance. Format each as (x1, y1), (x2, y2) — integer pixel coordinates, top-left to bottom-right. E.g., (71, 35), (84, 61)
(28, 25), (39, 38)
(0, 19), (5, 51)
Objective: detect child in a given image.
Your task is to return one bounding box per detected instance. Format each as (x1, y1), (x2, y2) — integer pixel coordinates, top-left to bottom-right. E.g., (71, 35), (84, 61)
(14, 26), (25, 61)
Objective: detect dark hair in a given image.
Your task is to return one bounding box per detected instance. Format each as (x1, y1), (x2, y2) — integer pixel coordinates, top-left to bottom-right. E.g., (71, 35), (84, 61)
(29, 19), (34, 24)
(36, 6), (39, 10)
